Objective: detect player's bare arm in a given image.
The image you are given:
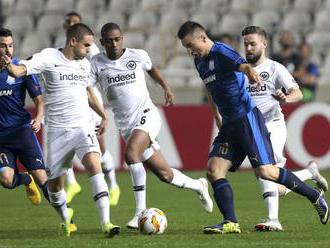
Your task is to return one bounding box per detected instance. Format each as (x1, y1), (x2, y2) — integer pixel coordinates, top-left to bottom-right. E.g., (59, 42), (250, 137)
(31, 95), (44, 132)
(272, 86), (303, 103)
(1, 55), (27, 77)
(238, 63), (262, 85)
(206, 90), (222, 129)
(147, 67), (175, 106)
(87, 86), (108, 135)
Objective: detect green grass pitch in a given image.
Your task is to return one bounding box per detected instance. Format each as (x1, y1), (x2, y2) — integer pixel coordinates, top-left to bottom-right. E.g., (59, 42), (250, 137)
(1, 171), (329, 248)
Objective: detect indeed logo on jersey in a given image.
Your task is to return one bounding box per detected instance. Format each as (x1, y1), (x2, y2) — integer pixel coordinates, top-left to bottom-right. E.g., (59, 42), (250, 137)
(59, 73), (87, 82)
(246, 84), (267, 93)
(0, 89), (13, 96)
(203, 74), (216, 84)
(107, 71), (136, 84)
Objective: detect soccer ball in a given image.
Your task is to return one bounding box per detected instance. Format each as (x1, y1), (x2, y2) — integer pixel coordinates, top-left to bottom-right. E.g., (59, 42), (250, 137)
(138, 208), (167, 235)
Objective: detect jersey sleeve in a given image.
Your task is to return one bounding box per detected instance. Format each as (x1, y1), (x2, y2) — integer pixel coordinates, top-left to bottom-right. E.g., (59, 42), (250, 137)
(140, 50), (153, 71)
(25, 74), (42, 98)
(20, 49), (49, 75)
(217, 44), (247, 71)
(274, 62), (298, 90)
(89, 60), (98, 87)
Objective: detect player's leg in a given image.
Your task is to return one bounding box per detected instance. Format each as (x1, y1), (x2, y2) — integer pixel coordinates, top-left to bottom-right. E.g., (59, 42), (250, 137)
(98, 134), (120, 206)
(144, 149), (213, 213)
(203, 157), (241, 234)
(81, 152), (120, 237)
(249, 109), (328, 224)
(256, 165), (329, 224)
(65, 167), (81, 203)
(5, 128), (43, 204)
(46, 128), (77, 237)
(18, 128), (49, 202)
(255, 118), (285, 231)
(77, 128), (119, 238)
(278, 160), (328, 196)
(124, 129), (149, 229)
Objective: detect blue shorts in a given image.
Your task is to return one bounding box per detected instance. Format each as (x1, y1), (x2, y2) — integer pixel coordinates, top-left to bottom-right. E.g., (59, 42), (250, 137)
(209, 107), (275, 171)
(0, 125), (45, 173)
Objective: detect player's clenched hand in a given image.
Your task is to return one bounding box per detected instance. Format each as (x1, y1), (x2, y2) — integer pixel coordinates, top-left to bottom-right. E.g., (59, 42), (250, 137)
(247, 69), (262, 86)
(164, 89), (175, 106)
(31, 118), (42, 132)
(272, 89), (286, 102)
(0, 55), (11, 69)
(96, 118), (108, 136)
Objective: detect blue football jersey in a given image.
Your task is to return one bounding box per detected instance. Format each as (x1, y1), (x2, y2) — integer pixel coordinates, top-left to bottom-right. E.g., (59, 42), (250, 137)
(0, 58), (41, 136)
(194, 42), (255, 123)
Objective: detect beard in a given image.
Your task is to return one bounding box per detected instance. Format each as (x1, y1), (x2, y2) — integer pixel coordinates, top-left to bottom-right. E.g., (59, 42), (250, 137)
(246, 52), (262, 64)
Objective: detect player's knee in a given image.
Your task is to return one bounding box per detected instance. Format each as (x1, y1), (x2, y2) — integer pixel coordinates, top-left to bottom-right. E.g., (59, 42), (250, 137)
(124, 147), (140, 164)
(0, 175), (14, 189)
(255, 166), (275, 180)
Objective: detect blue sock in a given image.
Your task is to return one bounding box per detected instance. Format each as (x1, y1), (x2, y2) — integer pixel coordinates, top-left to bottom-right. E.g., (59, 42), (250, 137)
(38, 181), (50, 202)
(277, 168), (319, 203)
(3, 173), (31, 189)
(212, 178), (237, 223)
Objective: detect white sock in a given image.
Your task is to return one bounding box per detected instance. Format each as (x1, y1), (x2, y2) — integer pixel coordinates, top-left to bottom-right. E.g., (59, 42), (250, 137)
(89, 173), (110, 225)
(284, 169), (313, 195)
(101, 151), (118, 189)
(48, 189), (69, 222)
(105, 170), (118, 190)
(66, 168), (78, 185)
(128, 162), (146, 216)
(170, 168), (202, 193)
(258, 178), (279, 220)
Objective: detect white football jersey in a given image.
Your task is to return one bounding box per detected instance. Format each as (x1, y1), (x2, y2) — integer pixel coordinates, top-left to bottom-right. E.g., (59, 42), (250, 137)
(20, 48), (92, 128)
(90, 48), (154, 131)
(246, 58), (298, 121)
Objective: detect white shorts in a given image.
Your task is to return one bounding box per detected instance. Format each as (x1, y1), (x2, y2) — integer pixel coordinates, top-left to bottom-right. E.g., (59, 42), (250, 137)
(121, 107), (161, 162)
(266, 117), (287, 167)
(45, 126), (101, 179)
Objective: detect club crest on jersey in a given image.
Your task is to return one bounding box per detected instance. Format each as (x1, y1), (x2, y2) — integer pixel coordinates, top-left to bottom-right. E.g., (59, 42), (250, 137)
(209, 60), (215, 71)
(5, 76), (16, 85)
(126, 60), (136, 70)
(259, 71), (269, 81)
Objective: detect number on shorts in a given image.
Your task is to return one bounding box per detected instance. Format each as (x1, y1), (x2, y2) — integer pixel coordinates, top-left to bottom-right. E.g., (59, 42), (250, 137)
(140, 116), (146, 125)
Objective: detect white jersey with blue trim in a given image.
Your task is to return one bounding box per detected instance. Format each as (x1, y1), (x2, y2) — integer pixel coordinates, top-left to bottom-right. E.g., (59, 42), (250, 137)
(245, 58), (298, 122)
(20, 48), (92, 128)
(90, 48), (155, 131)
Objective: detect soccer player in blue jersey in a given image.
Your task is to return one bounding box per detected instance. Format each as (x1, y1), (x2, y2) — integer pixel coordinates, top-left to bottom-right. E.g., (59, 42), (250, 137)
(177, 21), (329, 234)
(0, 28), (49, 204)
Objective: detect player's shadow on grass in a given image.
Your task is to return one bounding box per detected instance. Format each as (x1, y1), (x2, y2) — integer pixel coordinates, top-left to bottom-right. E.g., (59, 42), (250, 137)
(0, 228), (54, 239)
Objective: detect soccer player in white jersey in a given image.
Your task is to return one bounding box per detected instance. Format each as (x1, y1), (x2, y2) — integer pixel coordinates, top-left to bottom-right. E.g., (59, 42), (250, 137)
(90, 22), (213, 229)
(54, 11), (120, 206)
(1, 23), (120, 238)
(242, 26), (328, 231)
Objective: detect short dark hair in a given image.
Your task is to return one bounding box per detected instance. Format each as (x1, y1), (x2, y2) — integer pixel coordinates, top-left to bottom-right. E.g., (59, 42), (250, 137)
(65, 12), (82, 21)
(241, 26), (267, 39)
(0, 28), (13, 38)
(177, 21), (206, 39)
(101, 22), (121, 38)
(66, 23), (93, 42)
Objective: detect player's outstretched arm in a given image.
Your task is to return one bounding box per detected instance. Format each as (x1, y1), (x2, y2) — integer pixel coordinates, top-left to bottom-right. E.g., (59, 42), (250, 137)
(147, 67), (175, 106)
(31, 95), (44, 132)
(238, 63), (261, 85)
(87, 86), (108, 135)
(0, 55), (27, 77)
